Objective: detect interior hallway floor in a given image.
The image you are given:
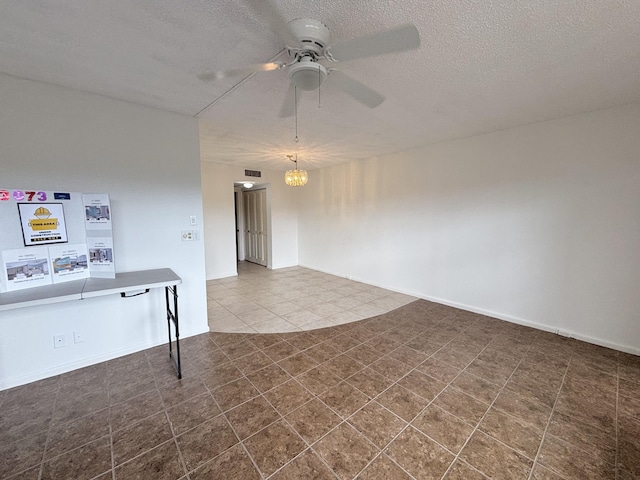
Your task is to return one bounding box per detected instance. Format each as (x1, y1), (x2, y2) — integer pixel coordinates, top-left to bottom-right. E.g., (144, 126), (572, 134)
(1, 265), (639, 479)
(206, 262), (417, 333)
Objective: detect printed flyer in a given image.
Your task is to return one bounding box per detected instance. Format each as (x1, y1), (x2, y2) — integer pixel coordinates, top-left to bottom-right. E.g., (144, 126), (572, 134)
(18, 202), (68, 246)
(83, 193), (112, 230)
(87, 237), (116, 278)
(2, 247), (53, 291)
(49, 243), (90, 284)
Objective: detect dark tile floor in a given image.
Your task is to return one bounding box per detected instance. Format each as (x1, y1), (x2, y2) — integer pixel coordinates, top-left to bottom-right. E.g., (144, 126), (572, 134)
(1, 299), (639, 479)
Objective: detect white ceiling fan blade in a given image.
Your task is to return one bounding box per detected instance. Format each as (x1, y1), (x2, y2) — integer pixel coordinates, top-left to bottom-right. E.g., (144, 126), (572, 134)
(198, 62), (287, 82)
(278, 84), (302, 118)
(327, 24), (420, 62)
(327, 70), (385, 108)
(242, 0), (301, 48)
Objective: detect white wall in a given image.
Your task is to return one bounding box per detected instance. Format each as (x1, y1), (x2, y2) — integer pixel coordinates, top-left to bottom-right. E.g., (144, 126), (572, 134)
(201, 162), (299, 279)
(0, 75), (209, 389)
(299, 103), (640, 354)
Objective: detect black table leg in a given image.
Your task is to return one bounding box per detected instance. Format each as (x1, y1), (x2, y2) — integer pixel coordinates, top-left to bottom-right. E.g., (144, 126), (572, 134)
(165, 284), (181, 378)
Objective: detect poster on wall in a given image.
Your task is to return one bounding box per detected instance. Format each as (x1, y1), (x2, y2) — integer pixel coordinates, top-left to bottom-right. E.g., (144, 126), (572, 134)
(2, 247), (53, 291)
(87, 237), (116, 278)
(83, 193), (112, 230)
(18, 202), (68, 246)
(1, 189), (116, 289)
(48, 243), (90, 284)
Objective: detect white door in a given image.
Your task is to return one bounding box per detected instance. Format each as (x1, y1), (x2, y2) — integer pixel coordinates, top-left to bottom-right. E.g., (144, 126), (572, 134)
(243, 189), (267, 266)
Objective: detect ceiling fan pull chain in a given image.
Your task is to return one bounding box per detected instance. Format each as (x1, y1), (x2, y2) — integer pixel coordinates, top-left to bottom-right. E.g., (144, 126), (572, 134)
(294, 86), (299, 143)
(318, 66), (322, 109)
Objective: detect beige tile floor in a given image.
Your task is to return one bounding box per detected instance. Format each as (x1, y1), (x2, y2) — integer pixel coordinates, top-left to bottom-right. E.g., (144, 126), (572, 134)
(207, 262), (417, 333)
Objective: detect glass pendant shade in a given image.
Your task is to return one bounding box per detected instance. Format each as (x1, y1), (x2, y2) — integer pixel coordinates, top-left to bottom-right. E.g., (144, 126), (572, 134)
(285, 168), (308, 187)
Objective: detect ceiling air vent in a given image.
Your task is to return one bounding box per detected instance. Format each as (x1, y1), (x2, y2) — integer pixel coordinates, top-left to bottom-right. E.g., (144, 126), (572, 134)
(245, 170), (261, 178)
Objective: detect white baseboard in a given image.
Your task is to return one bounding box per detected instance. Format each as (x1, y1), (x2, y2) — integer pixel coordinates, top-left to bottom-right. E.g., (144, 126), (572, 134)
(206, 270), (237, 281)
(412, 293), (640, 356)
(0, 326), (210, 391)
(297, 263), (640, 357)
(270, 262), (299, 270)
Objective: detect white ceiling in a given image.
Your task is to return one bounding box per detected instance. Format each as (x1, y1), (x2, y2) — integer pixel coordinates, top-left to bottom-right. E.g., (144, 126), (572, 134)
(2, 1), (640, 171)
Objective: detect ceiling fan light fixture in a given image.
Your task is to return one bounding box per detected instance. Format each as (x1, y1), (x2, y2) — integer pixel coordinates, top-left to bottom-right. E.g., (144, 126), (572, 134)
(288, 58), (327, 91)
(284, 154), (308, 187)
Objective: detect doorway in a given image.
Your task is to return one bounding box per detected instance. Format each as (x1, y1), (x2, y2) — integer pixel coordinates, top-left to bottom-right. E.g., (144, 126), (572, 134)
(242, 188), (268, 266)
(234, 190), (242, 261)
(234, 183), (271, 268)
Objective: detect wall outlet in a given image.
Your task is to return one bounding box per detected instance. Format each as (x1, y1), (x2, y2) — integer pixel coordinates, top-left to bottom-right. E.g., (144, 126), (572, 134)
(53, 334), (66, 348)
(181, 230), (199, 241)
(73, 331), (85, 344)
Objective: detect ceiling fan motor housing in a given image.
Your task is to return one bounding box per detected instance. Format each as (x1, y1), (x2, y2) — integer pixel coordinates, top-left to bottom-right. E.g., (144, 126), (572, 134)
(286, 19), (331, 91)
(287, 18), (331, 55)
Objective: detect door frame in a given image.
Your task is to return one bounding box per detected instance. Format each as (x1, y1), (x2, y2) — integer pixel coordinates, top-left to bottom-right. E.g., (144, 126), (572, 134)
(235, 183), (272, 269)
(233, 188), (245, 262)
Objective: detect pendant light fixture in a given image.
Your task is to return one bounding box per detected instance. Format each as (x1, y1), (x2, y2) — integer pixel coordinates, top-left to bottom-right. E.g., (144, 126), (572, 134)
(284, 81), (312, 187)
(285, 154), (308, 187)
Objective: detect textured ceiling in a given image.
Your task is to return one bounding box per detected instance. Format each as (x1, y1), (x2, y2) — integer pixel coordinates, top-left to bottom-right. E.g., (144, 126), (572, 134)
(1, 1), (640, 171)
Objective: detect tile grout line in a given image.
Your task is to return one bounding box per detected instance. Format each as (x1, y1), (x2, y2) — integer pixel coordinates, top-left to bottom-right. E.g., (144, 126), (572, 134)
(205, 334), (364, 479)
(106, 352), (197, 477)
(109, 419), (116, 480)
(36, 375), (62, 480)
(342, 316), (497, 479)
(230, 321), (419, 479)
(9, 279), (633, 480)
(29, 366), (130, 479)
(525, 348), (576, 480)
(208, 265), (417, 335)
(244, 345), (357, 479)
(199, 369), (267, 480)
(438, 330), (538, 479)
(240, 365), (337, 479)
(165, 407), (191, 480)
(185, 308), (560, 480)
(243, 327), (358, 478)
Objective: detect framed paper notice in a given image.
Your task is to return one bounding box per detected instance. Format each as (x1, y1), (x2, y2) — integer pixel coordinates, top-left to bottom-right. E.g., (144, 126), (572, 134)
(18, 203), (68, 246)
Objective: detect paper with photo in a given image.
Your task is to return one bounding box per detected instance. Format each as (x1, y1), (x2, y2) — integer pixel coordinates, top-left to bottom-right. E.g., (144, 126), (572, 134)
(83, 193), (112, 230)
(87, 237), (115, 278)
(49, 243), (90, 284)
(2, 247), (52, 291)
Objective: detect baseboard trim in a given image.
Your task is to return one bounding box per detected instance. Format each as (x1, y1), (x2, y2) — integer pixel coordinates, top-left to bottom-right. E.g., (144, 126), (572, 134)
(297, 263), (640, 356)
(0, 326), (210, 391)
(412, 293), (640, 356)
(270, 262), (299, 270)
(206, 270), (237, 281)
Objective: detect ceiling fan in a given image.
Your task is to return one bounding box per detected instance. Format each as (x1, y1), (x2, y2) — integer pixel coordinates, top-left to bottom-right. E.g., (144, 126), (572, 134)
(198, 1), (421, 117)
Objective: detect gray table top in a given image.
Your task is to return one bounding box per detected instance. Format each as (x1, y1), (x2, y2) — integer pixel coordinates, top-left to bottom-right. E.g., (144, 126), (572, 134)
(0, 268), (181, 312)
